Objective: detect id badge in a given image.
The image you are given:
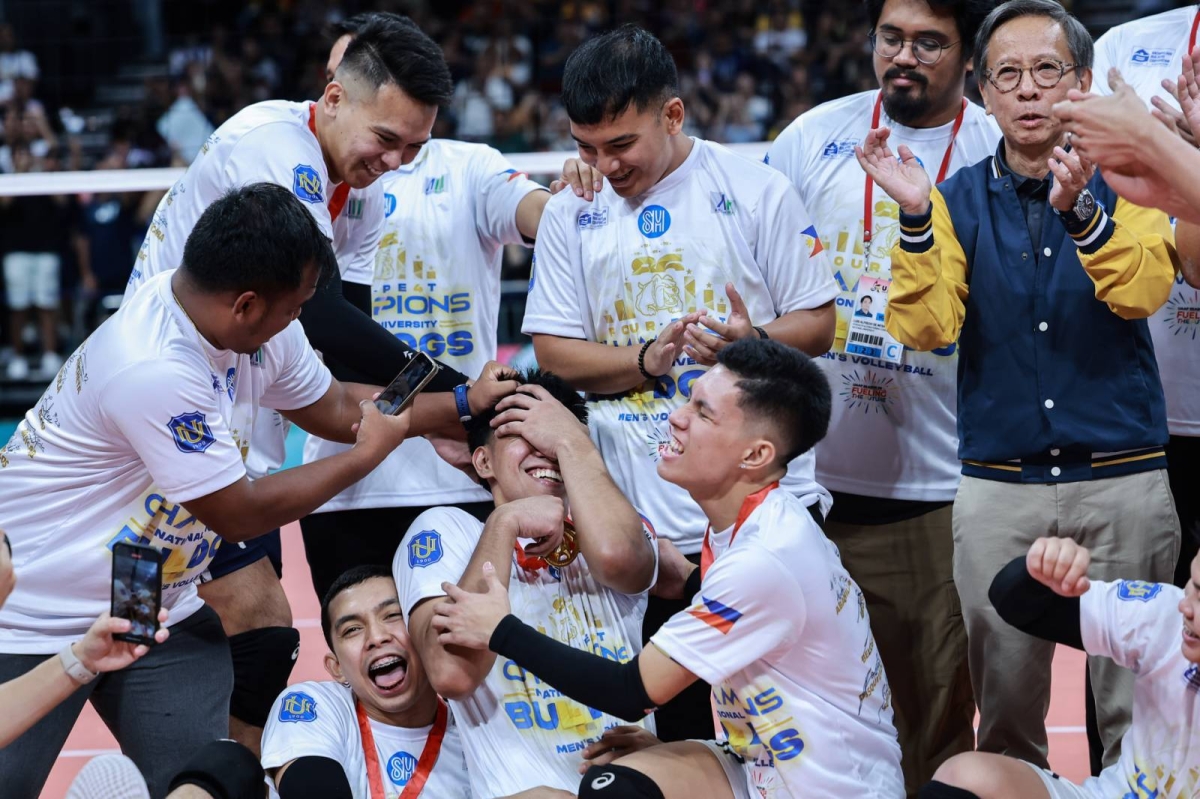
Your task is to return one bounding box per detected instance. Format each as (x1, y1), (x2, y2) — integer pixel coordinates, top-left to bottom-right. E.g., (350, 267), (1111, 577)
(845, 276), (904, 364)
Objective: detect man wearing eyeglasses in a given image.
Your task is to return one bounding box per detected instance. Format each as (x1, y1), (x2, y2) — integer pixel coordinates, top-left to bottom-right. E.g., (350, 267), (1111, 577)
(765, 1), (997, 793)
(858, 0), (1181, 772)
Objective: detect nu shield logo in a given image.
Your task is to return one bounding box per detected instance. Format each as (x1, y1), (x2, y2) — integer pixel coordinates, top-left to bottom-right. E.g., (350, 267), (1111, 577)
(408, 530), (443, 568)
(167, 411), (215, 454)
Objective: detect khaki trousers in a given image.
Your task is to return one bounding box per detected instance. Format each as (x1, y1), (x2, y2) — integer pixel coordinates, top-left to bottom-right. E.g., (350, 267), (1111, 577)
(825, 505), (974, 797)
(952, 470), (1180, 769)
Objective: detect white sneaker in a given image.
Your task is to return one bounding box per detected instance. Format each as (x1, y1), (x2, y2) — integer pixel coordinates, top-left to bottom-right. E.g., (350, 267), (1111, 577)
(6, 356), (28, 380)
(40, 350), (62, 376)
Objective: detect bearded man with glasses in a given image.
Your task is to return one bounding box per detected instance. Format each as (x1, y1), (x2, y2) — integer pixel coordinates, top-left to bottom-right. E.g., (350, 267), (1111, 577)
(857, 0), (1182, 772)
(766, 2), (997, 794)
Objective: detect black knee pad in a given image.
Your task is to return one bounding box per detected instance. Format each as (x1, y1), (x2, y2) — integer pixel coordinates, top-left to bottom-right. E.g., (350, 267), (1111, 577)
(578, 764), (665, 799)
(228, 626), (300, 727)
(918, 781), (982, 799)
(168, 739), (265, 799)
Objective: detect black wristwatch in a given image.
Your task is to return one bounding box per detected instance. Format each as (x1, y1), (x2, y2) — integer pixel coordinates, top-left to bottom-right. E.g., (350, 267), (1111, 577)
(1056, 188), (1097, 227)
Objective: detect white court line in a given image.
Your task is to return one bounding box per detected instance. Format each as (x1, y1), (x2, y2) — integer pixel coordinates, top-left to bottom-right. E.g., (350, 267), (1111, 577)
(59, 727), (1091, 758)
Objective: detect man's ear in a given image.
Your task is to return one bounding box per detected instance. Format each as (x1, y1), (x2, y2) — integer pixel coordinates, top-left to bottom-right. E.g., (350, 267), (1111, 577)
(740, 436), (777, 473)
(663, 97), (686, 135)
(472, 445), (495, 481)
(323, 651), (343, 683)
(230, 291), (264, 323)
(322, 79), (347, 118)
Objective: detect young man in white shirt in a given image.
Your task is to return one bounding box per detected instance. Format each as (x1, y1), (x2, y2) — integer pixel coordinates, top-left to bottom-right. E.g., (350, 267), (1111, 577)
(920, 539), (1200, 799)
(1089, 5), (1200, 594)
(393, 370), (659, 797)
(301, 12), (571, 604)
(122, 13), (519, 755)
(0, 184), (427, 798)
(523, 24), (839, 742)
(262, 565), (471, 798)
(763, 0), (998, 790)
(431, 339), (905, 799)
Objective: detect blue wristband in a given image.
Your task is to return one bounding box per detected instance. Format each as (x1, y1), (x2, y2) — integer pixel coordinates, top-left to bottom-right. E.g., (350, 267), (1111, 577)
(454, 384), (472, 422)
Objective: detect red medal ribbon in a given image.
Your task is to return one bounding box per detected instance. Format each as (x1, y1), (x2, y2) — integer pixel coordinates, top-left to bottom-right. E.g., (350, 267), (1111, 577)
(862, 94), (965, 246)
(307, 102), (351, 222)
(699, 481), (779, 579)
(356, 698), (448, 799)
(1190, 9), (1199, 55)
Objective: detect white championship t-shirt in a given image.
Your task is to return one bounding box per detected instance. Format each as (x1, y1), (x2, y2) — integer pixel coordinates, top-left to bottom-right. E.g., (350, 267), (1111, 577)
(766, 90), (1000, 500)
(1076, 579), (1198, 797)
(1093, 8), (1200, 438)
(652, 485), (904, 799)
(523, 138), (839, 553)
(0, 271), (331, 653)
(306, 140), (546, 511)
(393, 507), (657, 797)
(262, 681), (472, 798)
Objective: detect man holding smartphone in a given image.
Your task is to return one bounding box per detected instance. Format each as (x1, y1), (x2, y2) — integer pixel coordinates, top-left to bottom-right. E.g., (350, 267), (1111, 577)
(0, 184), (479, 798)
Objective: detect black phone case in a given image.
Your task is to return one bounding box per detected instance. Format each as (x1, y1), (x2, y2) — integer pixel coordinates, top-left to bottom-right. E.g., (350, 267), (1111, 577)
(110, 542), (164, 646)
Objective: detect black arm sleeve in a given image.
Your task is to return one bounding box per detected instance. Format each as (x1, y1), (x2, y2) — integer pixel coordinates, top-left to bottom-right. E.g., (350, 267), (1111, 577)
(490, 614), (657, 722)
(988, 556), (1084, 650)
(299, 269), (467, 391)
(276, 756), (354, 799)
(683, 564), (702, 602)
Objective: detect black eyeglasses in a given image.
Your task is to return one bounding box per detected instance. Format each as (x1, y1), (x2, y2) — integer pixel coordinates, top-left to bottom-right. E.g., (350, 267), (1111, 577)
(870, 30), (959, 66)
(985, 60), (1079, 93)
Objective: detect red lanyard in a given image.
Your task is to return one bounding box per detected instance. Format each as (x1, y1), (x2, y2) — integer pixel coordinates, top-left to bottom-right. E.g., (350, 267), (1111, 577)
(307, 102), (351, 222)
(862, 94), (966, 246)
(1190, 9), (1199, 55)
(699, 481), (779, 579)
(356, 698), (448, 799)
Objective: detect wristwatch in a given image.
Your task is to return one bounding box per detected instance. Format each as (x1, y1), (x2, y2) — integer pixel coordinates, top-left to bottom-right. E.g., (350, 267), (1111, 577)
(59, 643), (99, 684)
(1057, 188), (1097, 227)
(454, 384), (472, 423)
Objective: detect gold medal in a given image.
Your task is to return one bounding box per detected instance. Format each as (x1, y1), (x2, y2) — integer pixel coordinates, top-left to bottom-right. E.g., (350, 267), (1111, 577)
(543, 521), (579, 568)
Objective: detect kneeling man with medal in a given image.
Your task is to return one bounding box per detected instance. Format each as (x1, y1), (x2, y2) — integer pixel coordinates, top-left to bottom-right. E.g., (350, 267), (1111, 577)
(393, 370), (660, 798)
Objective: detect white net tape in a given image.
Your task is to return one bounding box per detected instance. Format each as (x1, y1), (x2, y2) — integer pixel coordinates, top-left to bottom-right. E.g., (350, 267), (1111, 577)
(0, 143), (770, 196)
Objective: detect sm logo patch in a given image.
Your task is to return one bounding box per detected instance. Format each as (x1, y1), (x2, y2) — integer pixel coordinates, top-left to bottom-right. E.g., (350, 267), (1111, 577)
(1117, 581), (1162, 602)
(408, 530), (443, 568)
(168, 412), (215, 454)
(688, 595), (743, 634)
(388, 752), (418, 786)
(292, 164), (323, 203)
(279, 691), (317, 723)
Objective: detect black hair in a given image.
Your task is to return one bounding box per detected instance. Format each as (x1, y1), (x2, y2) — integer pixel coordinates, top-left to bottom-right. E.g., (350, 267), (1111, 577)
(716, 339), (831, 465)
(326, 12), (388, 43)
(974, 0), (1093, 78)
(180, 183), (337, 299)
(464, 369), (588, 453)
(335, 13), (453, 106)
(320, 564), (393, 649)
(561, 24), (680, 125)
(865, 0), (997, 59)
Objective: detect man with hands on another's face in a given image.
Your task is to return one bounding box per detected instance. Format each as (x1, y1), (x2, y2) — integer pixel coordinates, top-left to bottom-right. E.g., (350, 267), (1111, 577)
(858, 0), (1181, 772)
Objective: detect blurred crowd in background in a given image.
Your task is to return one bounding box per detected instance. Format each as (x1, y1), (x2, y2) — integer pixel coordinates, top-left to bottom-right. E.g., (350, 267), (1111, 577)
(0, 0), (1176, 385)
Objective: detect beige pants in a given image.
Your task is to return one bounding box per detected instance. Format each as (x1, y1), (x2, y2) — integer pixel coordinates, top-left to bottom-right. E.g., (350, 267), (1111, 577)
(952, 470), (1180, 769)
(826, 505), (975, 798)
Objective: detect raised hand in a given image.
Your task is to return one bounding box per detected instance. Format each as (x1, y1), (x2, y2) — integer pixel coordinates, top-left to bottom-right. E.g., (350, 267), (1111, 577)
(1054, 71), (1149, 169)
(1048, 146), (1096, 212)
(578, 725), (663, 772)
(1026, 537), (1091, 597)
(642, 312), (703, 378)
(76, 609), (171, 673)
(490, 384), (591, 459)
(432, 562), (511, 650)
(855, 127), (932, 215)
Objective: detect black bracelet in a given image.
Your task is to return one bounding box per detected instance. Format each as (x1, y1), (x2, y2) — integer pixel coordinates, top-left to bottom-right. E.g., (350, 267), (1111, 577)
(753, 325), (769, 340)
(638, 339), (657, 381)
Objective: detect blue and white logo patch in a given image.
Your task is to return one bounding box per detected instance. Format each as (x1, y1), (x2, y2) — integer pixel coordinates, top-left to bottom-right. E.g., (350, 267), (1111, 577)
(279, 691), (317, 723)
(1116, 580), (1162, 602)
(638, 205), (671, 238)
(408, 530), (443, 568)
(388, 752), (418, 786)
(168, 411), (215, 454)
(821, 138), (860, 159)
(578, 208), (609, 230)
(384, 192), (397, 217)
(1130, 48), (1173, 67)
(292, 164), (323, 203)
(225, 368), (236, 401)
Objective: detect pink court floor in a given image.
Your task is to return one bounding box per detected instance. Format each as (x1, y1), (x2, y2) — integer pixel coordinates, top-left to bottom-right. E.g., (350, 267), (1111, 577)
(40, 522), (1093, 796)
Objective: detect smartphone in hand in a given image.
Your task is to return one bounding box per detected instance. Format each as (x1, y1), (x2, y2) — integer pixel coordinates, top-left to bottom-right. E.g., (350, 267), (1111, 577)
(374, 352), (441, 416)
(111, 542), (163, 646)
